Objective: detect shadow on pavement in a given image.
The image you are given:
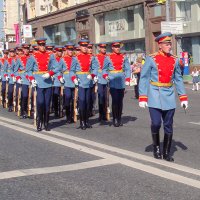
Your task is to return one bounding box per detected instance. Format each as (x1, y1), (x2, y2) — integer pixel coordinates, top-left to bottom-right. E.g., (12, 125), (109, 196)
(145, 140), (188, 156)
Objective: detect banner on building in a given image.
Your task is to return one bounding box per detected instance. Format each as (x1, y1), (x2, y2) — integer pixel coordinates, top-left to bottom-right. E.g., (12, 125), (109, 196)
(14, 23), (20, 44)
(23, 25), (32, 38)
(161, 21), (183, 34)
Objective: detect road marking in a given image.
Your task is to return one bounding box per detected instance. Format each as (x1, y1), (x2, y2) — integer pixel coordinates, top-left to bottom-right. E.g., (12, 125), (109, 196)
(0, 159), (117, 180)
(189, 122), (200, 126)
(1, 121), (200, 189)
(1, 116), (200, 177)
(0, 116), (200, 178)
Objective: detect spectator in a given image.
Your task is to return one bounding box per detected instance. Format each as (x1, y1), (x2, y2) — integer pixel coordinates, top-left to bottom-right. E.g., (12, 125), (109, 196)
(191, 67), (199, 91)
(132, 57), (143, 99)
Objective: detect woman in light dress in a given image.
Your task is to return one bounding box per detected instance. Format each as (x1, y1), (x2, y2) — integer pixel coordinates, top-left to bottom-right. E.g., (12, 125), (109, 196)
(191, 67), (199, 91)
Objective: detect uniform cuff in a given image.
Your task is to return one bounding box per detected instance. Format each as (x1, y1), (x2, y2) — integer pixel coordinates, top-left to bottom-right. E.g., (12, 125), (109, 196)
(71, 76), (76, 82)
(16, 76), (21, 81)
(179, 95), (188, 102)
(25, 75), (29, 80)
(49, 70), (54, 76)
(103, 74), (108, 79)
(58, 75), (62, 80)
(29, 76), (35, 81)
(91, 74), (95, 79)
(10, 74), (14, 77)
(139, 95), (148, 102)
(4, 74), (8, 77)
(125, 78), (130, 82)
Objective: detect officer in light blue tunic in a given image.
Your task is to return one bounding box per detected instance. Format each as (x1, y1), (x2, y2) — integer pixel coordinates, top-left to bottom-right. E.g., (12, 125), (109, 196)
(15, 43), (32, 118)
(70, 39), (98, 130)
(58, 42), (75, 123)
(102, 41), (131, 127)
(0, 50), (9, 107)
(26, 38), (61, 132)
(52, 45), (63, 117)
(139, 32), (188, 162)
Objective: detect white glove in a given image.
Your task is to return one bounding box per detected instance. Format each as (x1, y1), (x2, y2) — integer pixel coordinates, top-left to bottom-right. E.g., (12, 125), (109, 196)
(42, 73), (50, 79)
(6, 76), (9, 81)
(74, 78), (79, 86)
(31, 80), (37, 87)
(125, 81), (130, 86)
(0, 76), (2, 80)
(17, 79), (22, 84)
(181, 101), (188, 109)
(139, 101), (148, 108)
(94, 76), (98, 83)
(13, 77), (16, 83)
(60, 77), (64, 84)
(87, 74), (92, 80)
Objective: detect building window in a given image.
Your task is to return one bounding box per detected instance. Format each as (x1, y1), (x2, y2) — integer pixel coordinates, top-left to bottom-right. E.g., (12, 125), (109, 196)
(177, 2), (191, 21)
(154, 5), (162, 17)
(44, 20), (76, 45)
(127, 6), (134, 31)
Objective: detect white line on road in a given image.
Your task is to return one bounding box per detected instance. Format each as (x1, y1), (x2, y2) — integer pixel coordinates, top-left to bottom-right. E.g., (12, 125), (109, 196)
(0, 159), (117, 180)
(1, 120), (200, 189)
(0, 116), (200, 178)
(189, 122), (200, 125)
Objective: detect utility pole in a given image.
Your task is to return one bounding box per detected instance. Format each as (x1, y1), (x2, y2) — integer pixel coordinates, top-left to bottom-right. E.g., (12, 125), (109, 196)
(17, 0), (21, 45)
(165, 0), (170, 21)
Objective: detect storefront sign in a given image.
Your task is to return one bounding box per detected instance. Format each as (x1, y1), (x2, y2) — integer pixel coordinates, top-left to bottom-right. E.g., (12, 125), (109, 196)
(108, 19), (126, 36)
(23, 25), (32, 38)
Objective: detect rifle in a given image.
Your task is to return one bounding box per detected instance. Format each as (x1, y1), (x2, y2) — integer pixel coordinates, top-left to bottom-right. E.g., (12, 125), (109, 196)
(5, 80), (8, 108)
(13, 83), (16, 112)
(33, 87), (37, 127)
(17, 85), (22, 117)
(59, 85), (64, 118)
(106, 82), (110, 121)
(27, 85), (32, 117)
(0, 80), (2, 105)
(73, 86), (78, 123)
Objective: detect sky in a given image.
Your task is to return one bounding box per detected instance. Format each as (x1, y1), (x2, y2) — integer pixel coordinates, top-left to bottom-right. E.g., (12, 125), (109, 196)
(0, 0), (4, 40)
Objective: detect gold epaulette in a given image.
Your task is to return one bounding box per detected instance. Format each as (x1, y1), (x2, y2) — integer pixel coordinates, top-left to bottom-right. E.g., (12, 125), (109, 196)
(149, 52), (158, 57)
(171, 54), (178, 59)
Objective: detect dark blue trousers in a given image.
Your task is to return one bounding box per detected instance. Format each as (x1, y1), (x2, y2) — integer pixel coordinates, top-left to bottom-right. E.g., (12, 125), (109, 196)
(53, 87), (60, 112)
(149, 107), (175, 135)
(64, 87), (74, 107)
(8, 84), (14, 107)
(22, 85), (29, 114)
(98, 83), (107, 105)
(37, 87), (52, 114)
(110, 88), (124, 119)
(78, 87), (91, 112)
(2, 81), (6, 96)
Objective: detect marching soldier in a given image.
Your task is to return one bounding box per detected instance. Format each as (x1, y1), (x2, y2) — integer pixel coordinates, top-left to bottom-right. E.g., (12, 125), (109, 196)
(87, 42), (97, 117)
(46, 44), (55, 53)
(27, 38), (61, 132)
(103, 41), (131, 127)
(74, 44), (80, 56)
(70, 39), (98, 130)
(52, 46), (63, 117)
(15, 43), (31, 118)
(58, 42), (75, 123)
(139, 32), (188, 162)
(4, 48), (17, 112)
(0, 50), (9, 107)
(96, 43), (108, 121)
(32, 45), (39, 53)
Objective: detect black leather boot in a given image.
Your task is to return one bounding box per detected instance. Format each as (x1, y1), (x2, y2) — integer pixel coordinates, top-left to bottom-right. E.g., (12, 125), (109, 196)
(117, 103), (123, 126)
(163, 134), (174, 162)
(112, 104), (118, 127)
(78, 110), (86, 130)
(37, 112), (43, 132)
(66, 106), (71, 123)
(152, 133), (162, 159)
(85, 109), (92, 128)
(44, 112), (50, 131)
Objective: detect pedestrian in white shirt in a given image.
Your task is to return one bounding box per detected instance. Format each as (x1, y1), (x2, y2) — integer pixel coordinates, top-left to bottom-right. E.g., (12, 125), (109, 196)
(191, 67), (199, 91)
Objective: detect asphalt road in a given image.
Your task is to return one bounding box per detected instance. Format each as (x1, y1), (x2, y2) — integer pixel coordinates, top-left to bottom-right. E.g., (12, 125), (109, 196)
(0, 85), (200, 200)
